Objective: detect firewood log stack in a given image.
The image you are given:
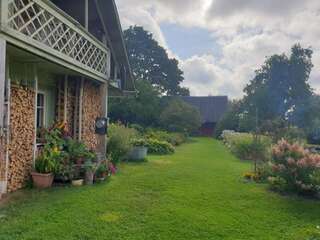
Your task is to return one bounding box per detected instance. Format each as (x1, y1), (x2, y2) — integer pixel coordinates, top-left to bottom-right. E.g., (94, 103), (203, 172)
(8, 85), (35, 192)
(0, 136), (6, 183)
(67, 79), (76, 137)
(82, 80), (103, 151)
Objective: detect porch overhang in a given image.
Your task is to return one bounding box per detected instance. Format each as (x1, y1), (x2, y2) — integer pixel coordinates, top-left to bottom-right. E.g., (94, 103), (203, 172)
(0, 0), (111, 83)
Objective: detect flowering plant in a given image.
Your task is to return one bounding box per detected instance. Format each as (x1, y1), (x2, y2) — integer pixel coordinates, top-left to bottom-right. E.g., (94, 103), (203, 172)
(269, 139), (320, 195)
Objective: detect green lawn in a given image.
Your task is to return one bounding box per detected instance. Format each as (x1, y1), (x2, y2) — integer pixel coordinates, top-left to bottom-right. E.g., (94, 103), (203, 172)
(1, 138), (320, 240)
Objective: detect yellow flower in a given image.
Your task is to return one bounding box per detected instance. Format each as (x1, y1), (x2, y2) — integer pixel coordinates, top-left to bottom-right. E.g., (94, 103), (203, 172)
(53, 147), (59, 154)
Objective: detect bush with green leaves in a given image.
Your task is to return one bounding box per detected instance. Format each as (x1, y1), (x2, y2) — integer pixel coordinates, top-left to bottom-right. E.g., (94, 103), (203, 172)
(107, 123), (139, 164)
(146, 139), (175, 155)
(145, 129), (187, 146)
(131, 138), (148, 147)
(35, 147), (63, 174)
(268, 140), (320, 196)
(222, 132), (272, 161)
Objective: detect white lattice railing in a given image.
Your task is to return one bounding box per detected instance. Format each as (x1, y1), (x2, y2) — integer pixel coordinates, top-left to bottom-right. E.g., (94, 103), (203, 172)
(0, 0), (110, 81)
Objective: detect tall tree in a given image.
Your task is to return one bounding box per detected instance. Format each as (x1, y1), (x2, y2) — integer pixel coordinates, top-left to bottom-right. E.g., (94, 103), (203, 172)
(123, 26), (189, 96)
(243, 44), (313, 124)
(109, 80), (161, 127)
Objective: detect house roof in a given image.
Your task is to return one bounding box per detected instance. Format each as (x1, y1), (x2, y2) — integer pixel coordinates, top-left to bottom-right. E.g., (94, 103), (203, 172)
(180, 96), (228, 123)
(96, 0), (135, 93)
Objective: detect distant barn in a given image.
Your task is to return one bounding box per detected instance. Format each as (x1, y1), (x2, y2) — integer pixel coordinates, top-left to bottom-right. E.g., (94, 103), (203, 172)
(181, 96), (228, 136)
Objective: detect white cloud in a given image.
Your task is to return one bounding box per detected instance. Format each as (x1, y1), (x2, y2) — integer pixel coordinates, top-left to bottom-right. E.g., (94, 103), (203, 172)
(115, 0), (320, 99)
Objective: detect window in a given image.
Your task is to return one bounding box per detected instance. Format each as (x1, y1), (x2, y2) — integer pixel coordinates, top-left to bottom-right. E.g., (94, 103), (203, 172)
(36, 93), (45, 129)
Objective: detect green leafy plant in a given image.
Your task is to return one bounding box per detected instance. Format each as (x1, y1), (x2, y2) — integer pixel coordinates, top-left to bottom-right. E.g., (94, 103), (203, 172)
(146, 139), (175, 155)
(131, 138), (148, 147)
(222, 132), (271, 161)
(144, 129), (187, 146)
(35, 149), (61, 174)
(95, 163), (108, 178)
(107, 123), (139, 164)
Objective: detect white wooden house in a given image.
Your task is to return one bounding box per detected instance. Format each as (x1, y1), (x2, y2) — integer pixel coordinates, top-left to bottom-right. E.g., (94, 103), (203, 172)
(0, 0), (134, 194)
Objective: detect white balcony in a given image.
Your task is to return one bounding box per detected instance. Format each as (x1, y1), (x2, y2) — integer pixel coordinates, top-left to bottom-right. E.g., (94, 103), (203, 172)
(0, 0), (110, 82)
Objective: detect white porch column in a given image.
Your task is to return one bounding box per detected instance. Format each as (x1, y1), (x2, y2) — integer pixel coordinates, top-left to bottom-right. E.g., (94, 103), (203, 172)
(0, 39), (7, 194)
(100, 81), (108, 159)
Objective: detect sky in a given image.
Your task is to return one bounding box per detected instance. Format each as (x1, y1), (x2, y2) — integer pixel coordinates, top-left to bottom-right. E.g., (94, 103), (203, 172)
(116, 0), (320, 99)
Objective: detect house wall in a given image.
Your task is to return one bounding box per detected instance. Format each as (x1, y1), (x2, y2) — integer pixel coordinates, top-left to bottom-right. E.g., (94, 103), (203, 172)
(8, 85), (35, 192)
(82, 80), (103, 153)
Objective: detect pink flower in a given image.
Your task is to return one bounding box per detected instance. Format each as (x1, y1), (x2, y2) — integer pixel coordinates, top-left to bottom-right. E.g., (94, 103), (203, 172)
(287, 158), (296, 166)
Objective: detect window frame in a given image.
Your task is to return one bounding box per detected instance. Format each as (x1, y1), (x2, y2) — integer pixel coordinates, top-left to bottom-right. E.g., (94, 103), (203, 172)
(36, 91), (46, 129)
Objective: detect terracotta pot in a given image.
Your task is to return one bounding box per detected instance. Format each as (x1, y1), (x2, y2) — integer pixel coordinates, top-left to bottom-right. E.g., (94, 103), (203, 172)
(31, 172), (54, 189)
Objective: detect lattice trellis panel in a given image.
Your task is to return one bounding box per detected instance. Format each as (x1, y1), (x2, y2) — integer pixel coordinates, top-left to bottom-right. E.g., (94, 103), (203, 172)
(6, 0), (109, 77)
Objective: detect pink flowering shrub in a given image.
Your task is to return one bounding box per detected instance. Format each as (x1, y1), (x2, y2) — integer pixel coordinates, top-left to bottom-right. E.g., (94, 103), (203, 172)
(269, 139), (320, 195)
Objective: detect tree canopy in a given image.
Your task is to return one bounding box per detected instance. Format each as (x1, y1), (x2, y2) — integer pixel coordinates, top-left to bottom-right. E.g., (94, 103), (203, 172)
(216, 44), (320, 142)
(243, 44), (313, 124)
(109, 80), (161, 127)
(160, 99), (201, 134)
(123, 26), (189, 96)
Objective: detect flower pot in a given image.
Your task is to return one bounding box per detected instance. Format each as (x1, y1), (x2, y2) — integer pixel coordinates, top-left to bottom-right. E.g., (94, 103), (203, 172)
(128, 147), (148, 161)
(31, 172), (54, 189)
(85, 170), (94, 185)
(72, 179), (84, 186)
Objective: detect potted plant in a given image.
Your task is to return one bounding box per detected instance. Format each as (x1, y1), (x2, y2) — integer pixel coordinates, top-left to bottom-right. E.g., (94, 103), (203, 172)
(83, 151), (97, 185)
(84, 161), (97, 185)
(65, 139), (88, 165)
(128, 138), (148, 161)
(95, 163), (108, 182)
(31, 149), (60, 189)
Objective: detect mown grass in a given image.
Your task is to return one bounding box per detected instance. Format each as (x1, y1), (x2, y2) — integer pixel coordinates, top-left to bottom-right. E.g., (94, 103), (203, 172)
(0, 138), (320, 240)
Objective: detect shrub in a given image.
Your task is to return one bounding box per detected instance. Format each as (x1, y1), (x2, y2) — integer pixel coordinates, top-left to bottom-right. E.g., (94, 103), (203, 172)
(146, 139), (175, 155)
(306, 118), (320, 145)
(145, 129), (187, 146)
(268, 140), (320, 196)
(222, 132), (271, 161)
(131, 138), (148, 147)
(107, 123), (139, 164)
(266, 126), (307, 145)
(130, 124), (145, 134)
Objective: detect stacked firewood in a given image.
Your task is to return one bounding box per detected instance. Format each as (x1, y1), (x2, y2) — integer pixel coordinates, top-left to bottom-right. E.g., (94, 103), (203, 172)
(0, 136), (6, 182)
(8, 85), (35, 192)
(82, 80), (103, 151)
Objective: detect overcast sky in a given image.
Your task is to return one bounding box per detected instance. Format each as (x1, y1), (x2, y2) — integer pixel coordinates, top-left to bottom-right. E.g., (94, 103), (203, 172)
(116, 0), (320, 99)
